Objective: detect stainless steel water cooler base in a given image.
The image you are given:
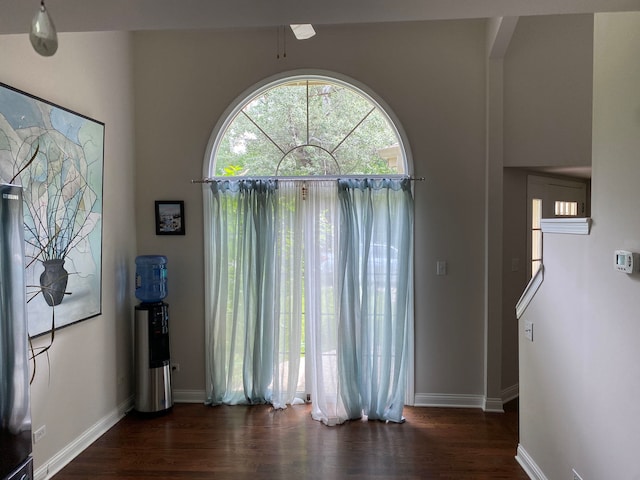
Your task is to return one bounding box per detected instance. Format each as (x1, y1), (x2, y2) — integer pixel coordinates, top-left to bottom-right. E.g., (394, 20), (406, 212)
(134, 303), (173, 414)
(135, 365), (172, 414)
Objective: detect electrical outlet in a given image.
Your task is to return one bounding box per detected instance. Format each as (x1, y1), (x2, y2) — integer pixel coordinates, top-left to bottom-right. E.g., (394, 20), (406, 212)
(33, 425), (46, 444)
(524, 321), (533, 342)
(171, 363), (180, 372)
(572, 468), (584, 480)
(436, 260), (447, 276)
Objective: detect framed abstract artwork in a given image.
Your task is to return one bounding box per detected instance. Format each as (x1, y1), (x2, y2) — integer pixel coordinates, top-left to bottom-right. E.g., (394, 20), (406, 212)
(0, 82), (105, 337)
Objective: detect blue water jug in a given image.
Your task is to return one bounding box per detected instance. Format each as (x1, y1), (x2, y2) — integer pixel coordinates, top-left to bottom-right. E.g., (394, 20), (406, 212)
(135, 255), (168, 303)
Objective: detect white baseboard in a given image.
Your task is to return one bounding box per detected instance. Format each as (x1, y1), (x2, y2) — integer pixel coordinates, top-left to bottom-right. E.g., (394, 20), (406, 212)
(516, 444), (549, 480)
(177, 390), (515, 410)
(34, 396), (134, 480)
(177, 390), (512, 410)
(173, 389), (206, 404)
(483, 397), (504, 413)
(502, 383), (519, 403)
(414, 390), (519, 412)
(414, 393), (485, 409)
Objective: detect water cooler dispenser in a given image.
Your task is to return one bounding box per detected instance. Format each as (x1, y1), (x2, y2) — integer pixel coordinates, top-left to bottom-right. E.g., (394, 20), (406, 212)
(134, 255), (173, 414)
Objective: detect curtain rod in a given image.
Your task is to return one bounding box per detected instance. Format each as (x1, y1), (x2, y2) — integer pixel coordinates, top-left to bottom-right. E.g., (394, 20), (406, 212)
(191, 176), (425, 184)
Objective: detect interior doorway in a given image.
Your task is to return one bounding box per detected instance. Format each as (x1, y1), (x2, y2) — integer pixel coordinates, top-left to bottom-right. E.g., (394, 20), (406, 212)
(500, 168), (591, 403)
(526, 174), (589, 278)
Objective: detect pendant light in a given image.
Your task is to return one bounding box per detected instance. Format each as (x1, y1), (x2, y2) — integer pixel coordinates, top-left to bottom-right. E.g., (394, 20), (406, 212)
(30, 0), (58, 57)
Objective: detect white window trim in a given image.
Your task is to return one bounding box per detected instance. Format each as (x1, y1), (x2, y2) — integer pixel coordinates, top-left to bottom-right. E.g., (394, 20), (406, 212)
(202, 69), (414, 179)
(540, 217), (591, 235)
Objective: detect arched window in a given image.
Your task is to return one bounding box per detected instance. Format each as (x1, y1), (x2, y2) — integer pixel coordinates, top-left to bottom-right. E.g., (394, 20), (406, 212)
(206, 72), (410, 178)
(203, 72), (414, 425)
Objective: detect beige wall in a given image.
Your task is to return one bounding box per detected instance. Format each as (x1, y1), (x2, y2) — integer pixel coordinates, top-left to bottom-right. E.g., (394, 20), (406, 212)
(504, 14), (593, 168)
(519, 12), (640, 479)
(501, 168), (528, 392)
(0, 32), (137, 473)
(0, 13), (611, 477)
(500, 14), (595, 403)
(133, 20), (490, 400)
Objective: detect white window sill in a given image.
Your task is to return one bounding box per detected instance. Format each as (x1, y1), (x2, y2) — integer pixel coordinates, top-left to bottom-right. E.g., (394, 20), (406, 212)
(541, 217), (591, 235)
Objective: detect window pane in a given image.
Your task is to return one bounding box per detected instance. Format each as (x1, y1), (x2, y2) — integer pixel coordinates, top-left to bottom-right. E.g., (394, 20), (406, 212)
(244, 82), (308, 153)
(307, 82), (373, 152)
(532, 260), (542, 276)
(532, 230), (542, 260)
(554, 200), (578, 216)
(214, 76), (405, 177)
(532, 199), (542, 228)
(333, 109), (401, 175)
(277, 145), (341, 176)
(215, 112), (284, 176)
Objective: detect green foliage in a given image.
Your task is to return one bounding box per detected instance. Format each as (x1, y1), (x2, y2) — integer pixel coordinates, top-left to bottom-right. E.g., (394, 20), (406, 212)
(215, 79), (403, 177)
(222, 165), (244, 176)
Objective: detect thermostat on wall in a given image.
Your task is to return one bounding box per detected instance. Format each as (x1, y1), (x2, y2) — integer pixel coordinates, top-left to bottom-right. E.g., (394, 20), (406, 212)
(614, 250), (639, 274)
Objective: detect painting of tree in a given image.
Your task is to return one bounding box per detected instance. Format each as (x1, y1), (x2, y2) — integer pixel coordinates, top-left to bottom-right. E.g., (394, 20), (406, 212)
(0, 83), (104, 337)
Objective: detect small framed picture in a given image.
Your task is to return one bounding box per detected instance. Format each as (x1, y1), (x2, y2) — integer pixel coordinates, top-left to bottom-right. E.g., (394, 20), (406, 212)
(155, 200), (185, 235)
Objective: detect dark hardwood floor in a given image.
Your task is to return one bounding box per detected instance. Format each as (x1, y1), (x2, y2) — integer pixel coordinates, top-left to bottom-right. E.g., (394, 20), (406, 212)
(54, 400), (528, 480)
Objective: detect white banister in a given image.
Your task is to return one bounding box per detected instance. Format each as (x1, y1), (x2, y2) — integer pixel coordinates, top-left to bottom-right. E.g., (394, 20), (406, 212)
(516, 265), (544, 319)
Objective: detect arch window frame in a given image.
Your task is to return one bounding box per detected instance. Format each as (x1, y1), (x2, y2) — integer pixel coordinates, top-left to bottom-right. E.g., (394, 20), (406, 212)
(203, 70), (414, 180)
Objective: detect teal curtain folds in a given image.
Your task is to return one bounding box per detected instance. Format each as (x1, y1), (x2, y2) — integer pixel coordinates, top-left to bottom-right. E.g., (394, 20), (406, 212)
(205, 177), (414, 424)
(207, 179), (279, 405)
(335, 177), (413, 423)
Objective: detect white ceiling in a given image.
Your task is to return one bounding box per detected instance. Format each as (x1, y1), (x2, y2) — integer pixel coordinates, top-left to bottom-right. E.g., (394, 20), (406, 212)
(2, 0), (640, 35)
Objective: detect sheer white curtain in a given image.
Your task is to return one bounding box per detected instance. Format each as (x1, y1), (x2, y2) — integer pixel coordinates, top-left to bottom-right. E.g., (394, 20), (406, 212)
(272, 181), (305, 408)
(301, 181), (343, 425)
(204, 177), (413, 425)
